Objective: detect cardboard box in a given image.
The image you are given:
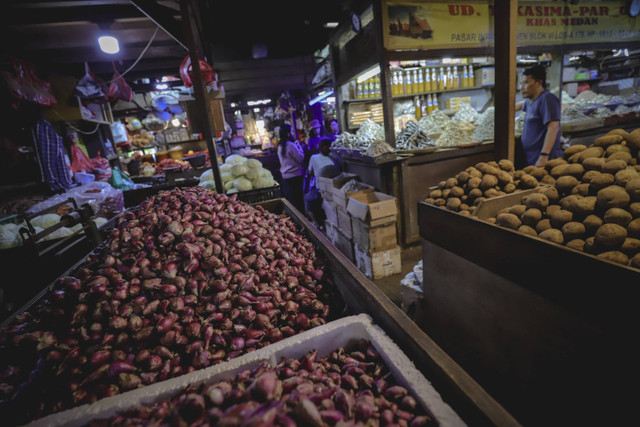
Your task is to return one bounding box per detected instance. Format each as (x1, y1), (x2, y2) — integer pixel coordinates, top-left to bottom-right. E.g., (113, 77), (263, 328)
(330, 226), (354, 261)
(351, 218), (397, 254)
(331, 182), (375, 210)
(354, 244), (402, 279)
(336, 206), (353, 239)
(322, 200), (338, 225)
(347, 191), (398, 224)
(475, 67), (495, 86)
(317, 173), (359, 193)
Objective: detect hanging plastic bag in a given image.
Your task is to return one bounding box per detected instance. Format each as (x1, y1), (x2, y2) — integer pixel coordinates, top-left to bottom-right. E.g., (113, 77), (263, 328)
(179, 55), (215, 88)
(70, 141), (95, 174)
(108, 166), (137, 191)
(108, 62), (133, 102)
(91, 151), (112, 180)
(1, 60), (56, 107)
(74, 62), (109, 103)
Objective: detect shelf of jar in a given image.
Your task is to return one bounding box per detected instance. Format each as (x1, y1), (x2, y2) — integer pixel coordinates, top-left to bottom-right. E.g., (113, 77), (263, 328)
(345, 85), (494, 103)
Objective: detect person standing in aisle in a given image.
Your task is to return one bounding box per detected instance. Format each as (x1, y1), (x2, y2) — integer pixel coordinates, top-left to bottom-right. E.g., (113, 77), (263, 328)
(515, 63), (562, 168)
(277, 124), (305, 212)
(327, 118), (340, 141)
(304, 138), (342, 229)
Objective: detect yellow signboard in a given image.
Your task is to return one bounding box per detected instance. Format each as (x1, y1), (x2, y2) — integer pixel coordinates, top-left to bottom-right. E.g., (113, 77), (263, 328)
(384, 1), (640, 50)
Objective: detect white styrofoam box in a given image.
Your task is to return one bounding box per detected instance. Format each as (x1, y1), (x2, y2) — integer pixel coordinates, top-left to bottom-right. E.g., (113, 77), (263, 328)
(31, 314), (465, 427)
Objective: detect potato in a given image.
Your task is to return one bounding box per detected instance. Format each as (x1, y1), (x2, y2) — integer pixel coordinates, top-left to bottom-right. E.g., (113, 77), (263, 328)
(616, 168), (640, 188)
(446, 197), (462, 211)
(578, 146), (605, 162)
(593, 134), (623, 147)
(562, 221), (586, 241)
(606, 128), (631, 139)
(541, 175), (556, 186)
(550, 164), (570, 178)
(442, 189), (451, 198)
(468, 188), (483, 200)
(584, 236), (597, 254)
(536, 218), (552, 233)
(523, 165), (536, 174)
(566, 239), (586, 252)
(469, 205), (476, 214)
(467, 167), (483, 179)
(456, 171), (470, 184)
(627, 218), (640, 237)
(504, 183), (517, 193)
(625, 132), (640, 151)
(484, 166), (501, 177)
(460, 203), (470, 211)
(484, 188), (500, 198)
(601, 159), (628, 175)
(498, 207), (511, 216)
(486, 217), (496, 224)
(424, 197), (435, 205)
(521, 192), (549, 211)
(597, 185), (630, 209)
(604, 207), (632, 226)
(428, 189), (442, 199)
(555, 175), (580, 195)
(480, 174), (499, 190)
(518, 225), (538, 237)
(589, 173), (615, 191)
(488, 161), (499, 169)
(497, 170), (514, 186)
(573, 196), (597, 216)
(565, 163), (585, 178)
(625, 178), (640, 201)
(459, 210), (472, 217)
(550, 209), (574, 228)
(450, 186), (465, 198)
(629, 253), (640, 269)
(630, 202), (640, 217)
(528, 167), (547, 180)
(567, 152), (582, 164)
(539, 186), (559, 203)
(434, 198), (446, 206)
(582, 170), (600, 183)
(445, 177), (459, 188)
(605, 144), (630, 156)
(498, 159), (514, 172)
(582, 157), (605, 171)
(559, 195), (582, 211)
(583, 214), (604, 233)
(466, 176), (482, 190)
(563, 144), (587, 159)
(621, 238), (640, 254)
(438, 180), (447, 190)
(594, 223), (627, 247)
(539, 228), (564, 245)
(475, 162), (488, 173)
(596, 251), (629, 265)
(461, 194), (468, 202)
(509, 204), (527, 216)
(496, 213), (522, 230)
(606, 151), (632, 164)
(514, 170), (526, 180)
(519, 174), (538, 189)
(571, 183), (591, 197)
(522, 208), (543, 226)
(474, 197), (486, 206)
(545, 158), (567, 172)
(545, 204), (562, 217)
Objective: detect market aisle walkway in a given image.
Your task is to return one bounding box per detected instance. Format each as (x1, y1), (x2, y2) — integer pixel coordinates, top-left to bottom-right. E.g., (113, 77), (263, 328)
(371, 244), (422, 307)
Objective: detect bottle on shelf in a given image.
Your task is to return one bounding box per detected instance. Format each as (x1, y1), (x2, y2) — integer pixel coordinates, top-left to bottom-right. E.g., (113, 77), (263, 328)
(430, 68), (437, 92)
(431, 94), (438, 112)
(452, 66), (459, 89)
(405, 69), (413, 94)
(412, 69), (419, 94)
(398, 70), (405, 95)
(356, 82), (363, 99)
(420, 95), (428, 117)
(468, 65), (475, 88)
(438, 67), (446, 90)
(446, 66), (453, 90)
(426, 93), (433, 113)
(374, 76), (381, 97)
(414, 96), (422, 119)
(462, 65), (469, 88)
(424, 68), (431, 92)
(366, 79), (373, 98)
(392, 71), (399, 96)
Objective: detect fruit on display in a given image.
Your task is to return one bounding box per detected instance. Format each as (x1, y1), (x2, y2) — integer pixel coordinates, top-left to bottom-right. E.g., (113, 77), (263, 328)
(0, 187), (337, 423)
(217, 155), (275, 194)
(130, 130), (155, 148)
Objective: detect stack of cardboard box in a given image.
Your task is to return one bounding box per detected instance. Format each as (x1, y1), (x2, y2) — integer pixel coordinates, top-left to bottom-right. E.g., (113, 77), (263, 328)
(347, 191), (401, 279)
(317, 174), (374, 262)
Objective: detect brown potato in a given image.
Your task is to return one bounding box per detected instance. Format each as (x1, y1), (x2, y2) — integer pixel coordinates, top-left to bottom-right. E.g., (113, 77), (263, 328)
(604, 207), (632, 226)
(467, 167), (483, 179)
(567, 152), (582, 164)
(621, 238), (640, 254)
(536, 218), (552, 233)
(497, 170), (514, 186)
(601, 159), (628, 175)
(627, 218), (640, 237)
(630, 253), (640, 269)
(539, 228), (564, 245)
(442, 189), (451, 198)
(509, 204), (527, 216)
(597, 251), (629, 265)
(429, 189), (443, 198)
(528, 167), (547, 180)
(589, 173), (615, 191)
(563, 144), (587, 159)
(606, 129), (631, 139)
(446, 197), (462, 211)
(475, 162), (488, 173)
(582, 170), (600, 183)
(596, 185), (630, 209)
(605, 144), (630, 156)
(594, 223), (627, 247)
(514, 170), (526, 179)
(582, 157), (605, 171)
(468, 188), (483, 200)
(539, 186), (559, 203)
(445, 177), (459, 188)
(616, 168), (640, 187)
(566, 239), (586, 252)
(630, 202), (640, 217)
(559, 195), (582, 212)
(571, 183), (591, 197)
(496, 213), (522, 230)
(573, 196), (597, 216)
(486, 217), (496, 224)
(456, 171), (470, 184)
(518, 225), (538, 237)
(606, 151), (632, 164)
(584, 236), (597, 254)
(480, 174), (499, 190)
(488, 161), (500, 169)
(519, 174), (538, 189)
(583, 214), (604, 233)
(550, 209), (573, 228)
(484, 166), (501, 177)
(434, 198), (446, 206)
(562, 221), (586, 241)
(504, 183), (517, 193)
(625, 132), (640, 152)
(522, 192), (550, 211)
(550, 164), (570, 178)
(593, 134), (624, 147)
(565, 163), (585, 178)
(541, 175), (556, 186)
(450, 186), (465, 198)
(498, 207), (511, 215)
(484, 188), (500, 198)
(438, 180), (447, 189)
(545, 158), (568, 172)
(555, 175), (580, 195)
(474, 197), (486, 206)
(578, 146), (605, 162)
(523, 165), (536, 174)
(498, 159), (515, 172)
(459, 210), (472, 217)
(545, 204), (562, 217)
(460, 203), (470, 211)
(522, 208), (543, 226)
(625, 178), (640, 201)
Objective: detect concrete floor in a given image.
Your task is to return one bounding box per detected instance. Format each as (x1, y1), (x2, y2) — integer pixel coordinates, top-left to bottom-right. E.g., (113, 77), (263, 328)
(370, 244), (423, 306)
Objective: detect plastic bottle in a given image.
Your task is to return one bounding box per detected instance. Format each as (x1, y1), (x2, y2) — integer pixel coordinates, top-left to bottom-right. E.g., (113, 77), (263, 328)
(424, 68), (431, 92)
(430, 68), (437, 92)
(452, 66), (459, 89)
(468, 65), (475, 88)
(446, 67), (453, 90)
(356, 82), (363, 99)
(398, 70), (405, 95)
(432, 94), (438, 112)
(374, 76), (381, 97)
(392, 71), (398, 96)
(415, 96), (422, 119)
(462, 65), (469, 88)
(405, 69), (413, 95)
(426, 93), (433, 113)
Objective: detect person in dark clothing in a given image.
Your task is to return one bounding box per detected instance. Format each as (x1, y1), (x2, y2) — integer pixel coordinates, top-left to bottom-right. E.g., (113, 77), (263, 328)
(515, 64), (562, 168)
(277, 124), (305, 213)
(304, 138), (341, 228)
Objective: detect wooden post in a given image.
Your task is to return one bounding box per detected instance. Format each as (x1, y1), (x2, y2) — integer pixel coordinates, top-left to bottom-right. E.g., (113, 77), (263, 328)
(373, 0), (395, 147)
(494, 0), (518, 162)
(179, 0), (223, 192)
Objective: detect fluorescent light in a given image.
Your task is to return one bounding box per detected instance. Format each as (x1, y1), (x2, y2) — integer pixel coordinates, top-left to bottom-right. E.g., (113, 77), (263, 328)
(171, 118), (181, 127)
(322, 96), (335, 104)
(324, 22), (339, 28)
(98, 35), (120, 54)
(356, 66), (380, 83)
(253, 108), (260, 112)
(230, 102), (237, 108)
(155, 83), (169, 90)
(247, 99), (271, 106)
(309, 90), (335, 106)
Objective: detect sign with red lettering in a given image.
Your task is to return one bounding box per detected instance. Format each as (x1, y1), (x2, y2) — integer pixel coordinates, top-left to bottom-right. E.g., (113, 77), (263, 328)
(383, 1), (640, 49)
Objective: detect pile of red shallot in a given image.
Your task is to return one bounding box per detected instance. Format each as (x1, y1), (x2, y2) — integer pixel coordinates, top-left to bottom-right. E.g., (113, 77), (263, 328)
(89, 341), (434, 427)
(0, 187), (341, 424)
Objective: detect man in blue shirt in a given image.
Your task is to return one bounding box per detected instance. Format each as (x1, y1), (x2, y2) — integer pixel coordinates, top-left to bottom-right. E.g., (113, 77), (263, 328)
(516, 64), (562, 167)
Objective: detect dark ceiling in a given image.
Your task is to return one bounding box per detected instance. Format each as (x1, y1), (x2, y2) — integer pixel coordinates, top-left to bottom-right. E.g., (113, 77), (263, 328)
(1, 0), (354, 102)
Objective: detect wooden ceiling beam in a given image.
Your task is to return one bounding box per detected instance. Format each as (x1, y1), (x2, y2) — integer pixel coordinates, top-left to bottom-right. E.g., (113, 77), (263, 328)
(129, 0), (187, 50)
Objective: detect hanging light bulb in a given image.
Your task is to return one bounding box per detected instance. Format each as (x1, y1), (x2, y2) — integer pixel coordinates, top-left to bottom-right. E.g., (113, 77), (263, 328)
(98, 35), (120, 54)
